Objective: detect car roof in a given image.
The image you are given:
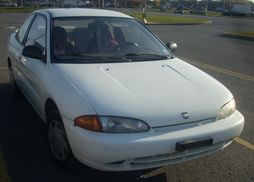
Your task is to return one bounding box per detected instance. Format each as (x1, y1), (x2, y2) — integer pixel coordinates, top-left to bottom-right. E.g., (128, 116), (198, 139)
(37, 8), (132, 18)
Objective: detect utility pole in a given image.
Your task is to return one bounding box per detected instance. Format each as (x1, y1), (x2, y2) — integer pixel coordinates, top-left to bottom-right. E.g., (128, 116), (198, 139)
(143, 0), (147, 23)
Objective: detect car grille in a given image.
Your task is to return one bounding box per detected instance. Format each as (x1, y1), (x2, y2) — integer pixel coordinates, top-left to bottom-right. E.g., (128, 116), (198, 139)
(152, 118), (215, 133)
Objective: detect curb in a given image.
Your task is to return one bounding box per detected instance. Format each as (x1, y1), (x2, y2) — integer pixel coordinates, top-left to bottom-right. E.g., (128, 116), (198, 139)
(145, 20), (212, 25)
(222, 32), (254, 41)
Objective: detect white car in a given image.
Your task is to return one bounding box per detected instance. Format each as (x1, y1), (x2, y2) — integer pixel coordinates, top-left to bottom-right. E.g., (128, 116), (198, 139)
(7, 8), (244, 171)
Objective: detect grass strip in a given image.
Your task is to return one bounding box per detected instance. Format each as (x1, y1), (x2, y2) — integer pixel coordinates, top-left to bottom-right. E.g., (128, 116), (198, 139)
(129, 12), (209, 24)
(0, 7), (39, 13)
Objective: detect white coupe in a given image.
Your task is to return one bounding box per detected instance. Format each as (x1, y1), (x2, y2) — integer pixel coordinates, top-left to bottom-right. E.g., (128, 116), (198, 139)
(7, 8), (244, 171)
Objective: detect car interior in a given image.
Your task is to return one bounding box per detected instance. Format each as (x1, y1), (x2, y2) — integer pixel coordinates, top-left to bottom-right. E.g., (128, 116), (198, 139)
(53, 21), (126, 56)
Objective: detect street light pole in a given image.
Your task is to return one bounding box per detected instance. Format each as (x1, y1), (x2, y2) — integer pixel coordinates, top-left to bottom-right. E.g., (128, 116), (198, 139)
(143, 0), (147, 23)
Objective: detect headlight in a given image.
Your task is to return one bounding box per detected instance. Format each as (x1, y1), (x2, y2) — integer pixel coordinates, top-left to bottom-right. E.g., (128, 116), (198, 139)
(74, 115), (150, 133)
(217, 99), (236, 120)
(99, 116), (149, 133)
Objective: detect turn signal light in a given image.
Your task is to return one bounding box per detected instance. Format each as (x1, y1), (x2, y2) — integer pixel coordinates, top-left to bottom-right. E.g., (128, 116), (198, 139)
(74, 115), (102, 132)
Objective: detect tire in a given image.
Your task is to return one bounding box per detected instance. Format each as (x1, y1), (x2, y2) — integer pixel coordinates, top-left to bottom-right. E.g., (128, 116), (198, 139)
(47, 111), (77, 170)
(8, 65), (21, 96)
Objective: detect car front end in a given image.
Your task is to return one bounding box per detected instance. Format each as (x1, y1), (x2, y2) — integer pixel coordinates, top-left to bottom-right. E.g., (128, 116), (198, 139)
(62, 109), (244, 171)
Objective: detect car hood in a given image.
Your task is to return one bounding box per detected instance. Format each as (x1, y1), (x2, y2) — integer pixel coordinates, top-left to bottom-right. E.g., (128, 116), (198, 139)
(54, 58), (233, 127)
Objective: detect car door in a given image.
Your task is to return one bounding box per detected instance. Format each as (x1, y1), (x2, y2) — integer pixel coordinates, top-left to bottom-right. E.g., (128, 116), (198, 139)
(10, 14), (35, 90)
(19, 14), (47, 113)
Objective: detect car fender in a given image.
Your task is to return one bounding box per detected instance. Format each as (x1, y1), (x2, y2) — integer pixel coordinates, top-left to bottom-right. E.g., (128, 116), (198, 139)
(39, 64), (97, 122)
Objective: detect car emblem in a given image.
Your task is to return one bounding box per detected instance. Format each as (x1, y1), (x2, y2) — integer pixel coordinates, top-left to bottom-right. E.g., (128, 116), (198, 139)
(182, 112), (189, 119)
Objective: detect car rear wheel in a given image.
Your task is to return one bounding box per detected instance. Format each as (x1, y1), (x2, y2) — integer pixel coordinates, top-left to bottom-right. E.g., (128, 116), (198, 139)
(8, 65), (21, 96)
(47, 111), (77, 169)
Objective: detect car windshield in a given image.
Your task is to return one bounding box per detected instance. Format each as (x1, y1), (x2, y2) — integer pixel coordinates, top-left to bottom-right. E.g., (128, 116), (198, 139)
(52, 17), (173, 63)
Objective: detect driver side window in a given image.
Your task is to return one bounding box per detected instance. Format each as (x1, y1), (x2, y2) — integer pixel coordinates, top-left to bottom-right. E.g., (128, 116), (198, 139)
(16, 14), (35, 44)
(25, 15), (47, 57)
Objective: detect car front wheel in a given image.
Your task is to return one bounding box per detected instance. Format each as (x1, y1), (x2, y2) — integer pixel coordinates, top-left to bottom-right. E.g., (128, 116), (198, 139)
(47, 111), (76, 169)
(8, 65), (21, 96)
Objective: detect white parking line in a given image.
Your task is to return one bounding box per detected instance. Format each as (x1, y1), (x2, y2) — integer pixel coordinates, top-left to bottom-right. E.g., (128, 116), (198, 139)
(182, 57), (254, 82)
(0, 26), (16, 29)
(234, 137), (254, 151)
(6, 26), (16, 29)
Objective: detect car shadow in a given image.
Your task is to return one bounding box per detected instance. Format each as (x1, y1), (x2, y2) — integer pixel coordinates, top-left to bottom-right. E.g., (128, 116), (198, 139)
(0, 83), (168, 182)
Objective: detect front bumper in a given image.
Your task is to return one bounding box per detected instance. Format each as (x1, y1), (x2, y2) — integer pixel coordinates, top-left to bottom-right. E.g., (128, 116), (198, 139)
(62, 110), (244, 171)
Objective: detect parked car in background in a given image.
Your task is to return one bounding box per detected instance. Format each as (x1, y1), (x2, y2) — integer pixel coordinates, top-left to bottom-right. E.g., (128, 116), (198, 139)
(0, 2), (17, 7)
(215, 7), (227, 13)
(104, 2), (114, 7)
(83, 1), (95, 7)
(7, 8), (244, 172)
(63, 4), (74, 8)
(190, 7), (207, 15)
(175, 6), (184, 14)
(224, 4), (252, 16)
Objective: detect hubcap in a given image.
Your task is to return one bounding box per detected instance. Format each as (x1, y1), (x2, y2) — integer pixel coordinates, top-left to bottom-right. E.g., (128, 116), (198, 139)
(9, 68), (15, 90)
(48, 120), (69, 161)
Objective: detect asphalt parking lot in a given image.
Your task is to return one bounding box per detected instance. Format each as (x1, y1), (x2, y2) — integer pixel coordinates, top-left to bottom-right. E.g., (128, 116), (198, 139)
(0, 12), (254, 182)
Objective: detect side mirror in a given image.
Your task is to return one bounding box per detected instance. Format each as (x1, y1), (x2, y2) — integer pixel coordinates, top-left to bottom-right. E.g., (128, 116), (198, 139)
(22, 45), (45, 61)
(166, 42), (177, 53)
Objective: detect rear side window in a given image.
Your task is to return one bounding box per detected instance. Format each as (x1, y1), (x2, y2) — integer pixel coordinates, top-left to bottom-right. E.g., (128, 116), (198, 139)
(16, 14), (35, 44)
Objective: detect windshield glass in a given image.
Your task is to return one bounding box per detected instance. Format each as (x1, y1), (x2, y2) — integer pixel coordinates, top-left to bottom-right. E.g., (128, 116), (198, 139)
(52, 17), (172, 63)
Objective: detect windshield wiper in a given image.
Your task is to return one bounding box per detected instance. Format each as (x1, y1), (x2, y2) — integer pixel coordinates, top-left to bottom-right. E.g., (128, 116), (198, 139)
(69, 53), (133, 62)
(107, 55), (132, 62)
(124, 53), (172, 60)
(71, 53), (104, 59)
